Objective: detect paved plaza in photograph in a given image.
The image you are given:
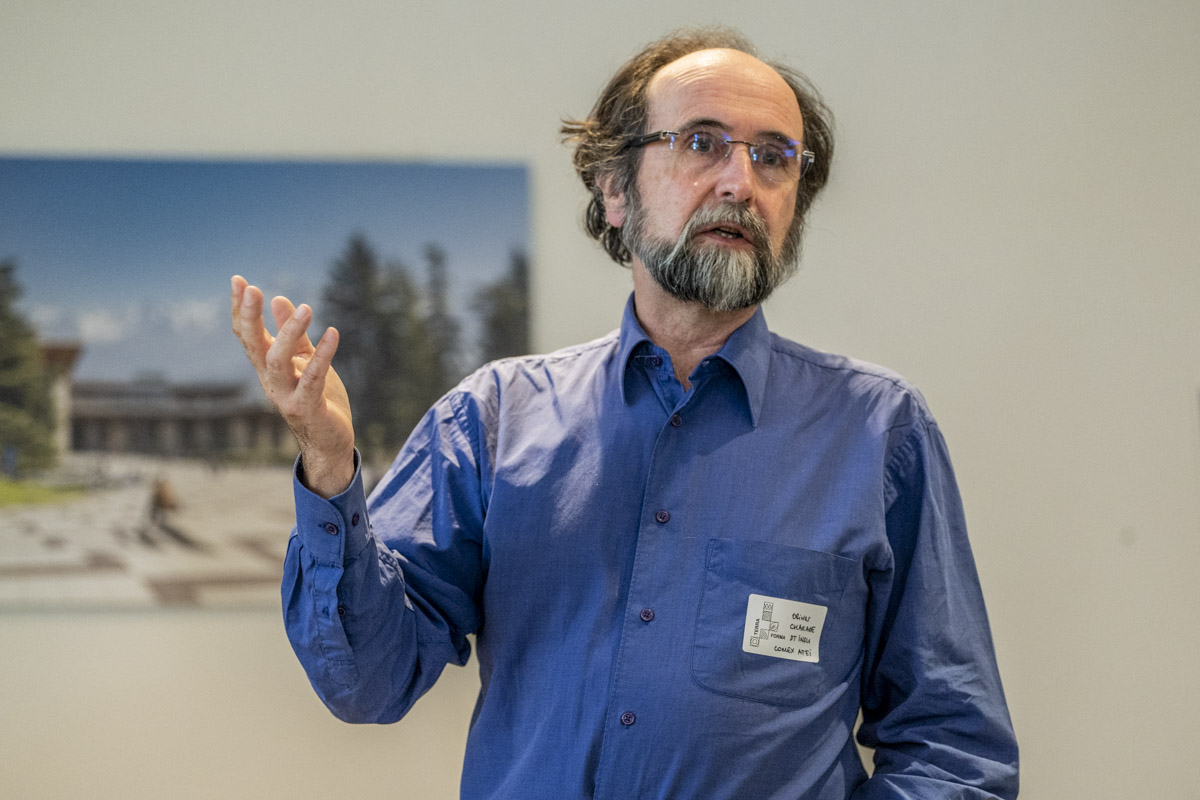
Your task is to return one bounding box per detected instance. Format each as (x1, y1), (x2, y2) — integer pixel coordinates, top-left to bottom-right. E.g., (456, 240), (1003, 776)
(0, 454), (297, 609)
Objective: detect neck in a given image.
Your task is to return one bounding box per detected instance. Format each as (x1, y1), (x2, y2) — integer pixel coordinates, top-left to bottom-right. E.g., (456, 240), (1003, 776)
(631, 263), (757, 390)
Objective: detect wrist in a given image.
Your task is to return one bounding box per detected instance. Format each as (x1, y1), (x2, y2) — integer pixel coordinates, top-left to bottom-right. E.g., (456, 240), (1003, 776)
(299, 448), (356, 499)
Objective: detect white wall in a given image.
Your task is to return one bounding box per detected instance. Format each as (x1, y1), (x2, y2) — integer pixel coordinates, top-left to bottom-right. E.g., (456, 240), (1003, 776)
(3, 2), (1198, 797)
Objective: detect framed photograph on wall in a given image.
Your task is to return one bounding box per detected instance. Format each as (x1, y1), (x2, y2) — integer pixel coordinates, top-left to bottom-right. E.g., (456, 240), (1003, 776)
(0, 156), (529, 609)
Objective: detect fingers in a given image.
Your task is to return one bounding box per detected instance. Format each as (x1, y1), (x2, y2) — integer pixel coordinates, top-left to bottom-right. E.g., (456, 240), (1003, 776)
(294, 326), (339, 407)
(231, 275), (248, 321)
(231, 275), (251, 337)
(232, 280), (273, 371)
(270, 295), (295, 333)
(271, 295), (315, 355)
(268, 302), (315, 370)
(232, 277), (334, 423)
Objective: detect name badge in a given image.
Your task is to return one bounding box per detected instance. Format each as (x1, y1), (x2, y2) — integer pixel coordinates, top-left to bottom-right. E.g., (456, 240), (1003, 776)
(742, 593), (827, 663)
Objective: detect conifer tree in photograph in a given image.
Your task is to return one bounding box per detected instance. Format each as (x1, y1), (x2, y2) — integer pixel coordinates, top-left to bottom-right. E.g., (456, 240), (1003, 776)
(473, 248), (530, 365)
(0, 260), (56, 476)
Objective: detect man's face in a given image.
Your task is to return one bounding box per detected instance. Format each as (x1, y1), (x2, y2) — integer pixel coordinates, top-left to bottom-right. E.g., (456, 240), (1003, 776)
(603, 49), (807, 312)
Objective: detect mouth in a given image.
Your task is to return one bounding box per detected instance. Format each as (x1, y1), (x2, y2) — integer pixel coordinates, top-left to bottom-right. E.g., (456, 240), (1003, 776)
(697, 223), (755, 246)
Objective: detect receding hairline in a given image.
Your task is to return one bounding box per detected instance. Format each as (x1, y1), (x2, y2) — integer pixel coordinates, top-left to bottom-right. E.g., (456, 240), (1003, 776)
(647, 47), (791, 86)
(644, 47), (807, 140)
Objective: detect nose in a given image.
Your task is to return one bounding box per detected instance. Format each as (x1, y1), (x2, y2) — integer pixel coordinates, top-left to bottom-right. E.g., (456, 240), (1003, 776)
(712, 143), (756, 204)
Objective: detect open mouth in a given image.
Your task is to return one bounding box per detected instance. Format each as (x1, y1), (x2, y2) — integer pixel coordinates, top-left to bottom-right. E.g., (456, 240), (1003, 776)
(699, 224), (754, 245)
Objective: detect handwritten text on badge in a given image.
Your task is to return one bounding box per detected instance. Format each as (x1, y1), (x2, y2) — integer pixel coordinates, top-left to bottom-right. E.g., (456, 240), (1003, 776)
(743, 593), (828, 663)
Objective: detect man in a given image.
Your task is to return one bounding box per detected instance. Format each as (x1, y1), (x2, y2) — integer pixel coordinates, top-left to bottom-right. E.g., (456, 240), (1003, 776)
(232, 27), (1018, 800)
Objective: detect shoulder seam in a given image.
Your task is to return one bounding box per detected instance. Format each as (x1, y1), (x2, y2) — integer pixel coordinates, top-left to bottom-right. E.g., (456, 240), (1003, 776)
(768, 337), (912, 394)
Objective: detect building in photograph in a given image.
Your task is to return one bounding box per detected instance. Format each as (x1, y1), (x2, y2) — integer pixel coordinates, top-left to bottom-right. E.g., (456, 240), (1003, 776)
(38, 340), (295, 462)
(69, 376), (295, 461)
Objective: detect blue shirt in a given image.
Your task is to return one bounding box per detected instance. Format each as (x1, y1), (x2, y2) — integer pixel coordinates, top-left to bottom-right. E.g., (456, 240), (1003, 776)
(285, 297), (1018, 799)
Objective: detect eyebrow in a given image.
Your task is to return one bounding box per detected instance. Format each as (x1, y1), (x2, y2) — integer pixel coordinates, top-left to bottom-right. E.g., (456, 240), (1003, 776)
(676, 117), (800, 145)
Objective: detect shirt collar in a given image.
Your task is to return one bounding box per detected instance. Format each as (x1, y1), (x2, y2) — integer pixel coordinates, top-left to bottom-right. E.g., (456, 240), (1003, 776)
(617, 294), (771, 428)
(617, 295), (655, 403)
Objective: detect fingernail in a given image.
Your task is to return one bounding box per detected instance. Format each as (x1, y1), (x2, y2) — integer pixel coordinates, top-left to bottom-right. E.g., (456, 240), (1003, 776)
(241, 290), (253, 307)
(294, 304), (311, 322)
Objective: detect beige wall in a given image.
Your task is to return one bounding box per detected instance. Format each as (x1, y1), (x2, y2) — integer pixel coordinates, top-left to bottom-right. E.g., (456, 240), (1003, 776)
(3, 2), (1198, 797)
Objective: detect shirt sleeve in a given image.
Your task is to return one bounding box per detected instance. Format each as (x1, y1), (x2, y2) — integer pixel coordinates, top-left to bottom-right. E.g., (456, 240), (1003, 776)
(282, 391), (487, 724)
(854, 419), (1019, 799)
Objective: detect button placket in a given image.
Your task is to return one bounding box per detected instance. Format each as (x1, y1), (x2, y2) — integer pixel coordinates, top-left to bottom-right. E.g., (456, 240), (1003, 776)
(597, 386), (691, 788)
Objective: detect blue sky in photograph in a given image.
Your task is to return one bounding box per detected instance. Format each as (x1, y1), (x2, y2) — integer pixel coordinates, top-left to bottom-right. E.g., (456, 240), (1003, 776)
(0, 156), (529, 382)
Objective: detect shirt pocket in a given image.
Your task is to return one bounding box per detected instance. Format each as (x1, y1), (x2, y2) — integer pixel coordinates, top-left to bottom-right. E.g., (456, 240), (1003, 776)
(690, 537), (858, 707)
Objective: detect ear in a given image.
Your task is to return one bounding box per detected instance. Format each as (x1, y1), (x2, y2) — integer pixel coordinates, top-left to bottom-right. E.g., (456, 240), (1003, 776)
(596, 172), (627, 228)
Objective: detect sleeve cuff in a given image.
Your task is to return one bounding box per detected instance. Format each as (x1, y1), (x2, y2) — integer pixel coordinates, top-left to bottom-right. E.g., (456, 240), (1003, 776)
(292, 449), (372, 567)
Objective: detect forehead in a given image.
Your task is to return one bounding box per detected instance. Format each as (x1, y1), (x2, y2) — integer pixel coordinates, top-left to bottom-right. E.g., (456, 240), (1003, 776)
(646, 49), (804, 141)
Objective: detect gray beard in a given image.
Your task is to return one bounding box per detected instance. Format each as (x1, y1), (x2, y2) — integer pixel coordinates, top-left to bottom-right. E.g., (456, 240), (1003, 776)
(623, 201), (799, 313)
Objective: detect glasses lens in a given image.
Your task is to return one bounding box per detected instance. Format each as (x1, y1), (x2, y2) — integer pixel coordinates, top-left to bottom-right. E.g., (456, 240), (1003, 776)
(681, 132), (721, 158)
(750, 143), (799, 182)
(669, 131), (806, 183)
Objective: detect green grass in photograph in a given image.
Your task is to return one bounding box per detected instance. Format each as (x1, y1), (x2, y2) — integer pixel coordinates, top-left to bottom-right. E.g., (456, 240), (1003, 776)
(0, 479), (84, 508)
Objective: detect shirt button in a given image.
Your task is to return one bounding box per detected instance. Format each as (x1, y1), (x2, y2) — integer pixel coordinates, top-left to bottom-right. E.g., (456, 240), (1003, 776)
(324, 522), (339, 536)
(351, 512), (360, 526)
(620, 711), (637, 726)
(654, 509), (670, 524)
(336, 605), (346, 617)
(639, 608), (655, 622)
(669, 414), (682, 427)
(648, 355), (662, 367)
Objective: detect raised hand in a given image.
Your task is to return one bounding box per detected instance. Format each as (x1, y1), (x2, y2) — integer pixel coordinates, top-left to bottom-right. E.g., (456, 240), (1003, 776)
(231, 275), (355, 497)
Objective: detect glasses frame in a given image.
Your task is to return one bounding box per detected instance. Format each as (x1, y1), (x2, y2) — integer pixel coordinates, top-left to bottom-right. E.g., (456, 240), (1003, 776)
(624, 130), (816, 180)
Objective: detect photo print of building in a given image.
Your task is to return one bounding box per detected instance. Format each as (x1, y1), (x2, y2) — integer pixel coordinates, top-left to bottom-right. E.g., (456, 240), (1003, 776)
(0, 157), (529, 609)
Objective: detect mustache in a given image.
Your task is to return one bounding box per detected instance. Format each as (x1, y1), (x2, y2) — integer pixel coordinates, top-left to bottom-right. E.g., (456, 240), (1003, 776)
(683, 203), (769, 248)
(664, 203), (772, 266)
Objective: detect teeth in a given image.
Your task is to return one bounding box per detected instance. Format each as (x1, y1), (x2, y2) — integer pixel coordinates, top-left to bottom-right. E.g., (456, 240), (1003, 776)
(714, 228), (740, 238)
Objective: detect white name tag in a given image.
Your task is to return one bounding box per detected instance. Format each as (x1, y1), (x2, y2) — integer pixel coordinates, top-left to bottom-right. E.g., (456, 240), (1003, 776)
(742, 593), (828, 663)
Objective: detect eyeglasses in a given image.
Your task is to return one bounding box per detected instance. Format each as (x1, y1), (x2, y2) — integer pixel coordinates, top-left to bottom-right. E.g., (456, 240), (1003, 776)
(624, 129), (815, 183)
